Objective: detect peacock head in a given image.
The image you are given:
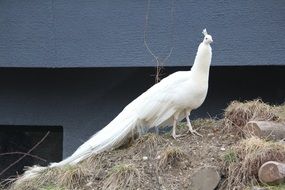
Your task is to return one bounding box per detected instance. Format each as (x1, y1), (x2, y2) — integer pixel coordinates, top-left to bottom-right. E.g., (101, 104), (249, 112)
(202, 28), (213, 44)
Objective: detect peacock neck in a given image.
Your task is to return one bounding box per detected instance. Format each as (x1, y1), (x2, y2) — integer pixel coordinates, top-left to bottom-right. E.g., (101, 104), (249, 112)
(191, 43), (212, 81)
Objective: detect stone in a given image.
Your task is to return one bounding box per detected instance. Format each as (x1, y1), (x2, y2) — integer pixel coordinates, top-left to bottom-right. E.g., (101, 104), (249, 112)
(245, 121), (285, 140)
(258, 161), (285, 185)
(189, 166), (220, 190)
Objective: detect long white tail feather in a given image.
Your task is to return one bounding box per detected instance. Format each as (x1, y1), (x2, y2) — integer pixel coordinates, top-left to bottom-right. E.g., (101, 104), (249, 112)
(55, 111), (138, 166)
(19, 111), (138, 181)
(16, 166), (46, 182)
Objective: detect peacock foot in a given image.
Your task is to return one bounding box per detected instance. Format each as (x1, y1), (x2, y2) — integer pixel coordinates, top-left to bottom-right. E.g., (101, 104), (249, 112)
(172, 133), (186, 139)
(188, 129), (203, 137)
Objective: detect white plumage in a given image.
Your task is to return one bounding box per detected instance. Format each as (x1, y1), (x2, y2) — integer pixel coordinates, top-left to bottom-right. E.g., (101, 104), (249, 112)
(20, 29), (213, 181)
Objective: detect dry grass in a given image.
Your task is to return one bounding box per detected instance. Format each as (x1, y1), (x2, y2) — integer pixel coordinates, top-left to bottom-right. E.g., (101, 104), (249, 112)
(157, 146), (188, 170)
(224, 99), (282, 135)
(135, 133), (166, 148)
(7, 167), (57, 190)
(276, 103), (285, 120)
(80, 154), (105, 181)
(133, 133), (167, 156)
(102, 163), (141, 190)
(9, 164), (90, 190)
(56, 165), (89, 189)
(222, 137), (285, 189)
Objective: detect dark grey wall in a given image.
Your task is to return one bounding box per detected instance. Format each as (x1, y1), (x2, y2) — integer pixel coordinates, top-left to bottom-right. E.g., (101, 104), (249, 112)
(0, 67), (284, 158)
(0, 1), (285, 67)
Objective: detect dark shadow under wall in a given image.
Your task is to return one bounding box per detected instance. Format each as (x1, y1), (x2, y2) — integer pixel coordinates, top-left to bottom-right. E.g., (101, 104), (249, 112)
(205, 66), (285, 117)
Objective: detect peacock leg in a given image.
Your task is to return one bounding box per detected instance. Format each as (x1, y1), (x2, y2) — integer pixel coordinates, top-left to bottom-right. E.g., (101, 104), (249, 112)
(172, 112), (185, 139)
(185, 110), (203, 137)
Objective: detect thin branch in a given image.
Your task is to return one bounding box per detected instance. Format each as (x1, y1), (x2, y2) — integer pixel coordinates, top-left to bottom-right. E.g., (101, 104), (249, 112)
(144, 0), (159, 62)
(144, 0), (176, 83)
(162, 0), (175, 63)
(0, 152), (46, 162)
(0, 131), (50, 176)
(162, 47), (174, 64)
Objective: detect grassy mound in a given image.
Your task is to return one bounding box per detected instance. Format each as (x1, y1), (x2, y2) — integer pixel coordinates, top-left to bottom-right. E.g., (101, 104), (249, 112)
(2, 99), (285, 190)
(224, 99), (285, 135)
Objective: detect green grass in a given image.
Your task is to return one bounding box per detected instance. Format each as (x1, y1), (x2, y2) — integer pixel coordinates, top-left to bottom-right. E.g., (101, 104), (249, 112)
(223, 149), (237, 164)
(39, 185), (65, 190)
(267, 184), (285, 190)
(245, 184), (285, 190)
(110, 163), (137, 173)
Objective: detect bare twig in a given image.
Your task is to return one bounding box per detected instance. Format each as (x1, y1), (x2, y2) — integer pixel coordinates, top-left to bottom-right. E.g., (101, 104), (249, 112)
(0, 152), (46, 162)
(0, 131), (50, 177)
(144, 0), (159, 62)
(144, 0), (176, 83)
(162, 0), (175, 64)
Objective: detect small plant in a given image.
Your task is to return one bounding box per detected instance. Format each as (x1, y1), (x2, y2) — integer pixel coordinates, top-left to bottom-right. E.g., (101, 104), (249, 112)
(158, 146), (188, 170)
(102, 163), (141, 190)
(56, 165), (89, 189)
(223, 150), (237, 164)
(134, 133), (166, 155)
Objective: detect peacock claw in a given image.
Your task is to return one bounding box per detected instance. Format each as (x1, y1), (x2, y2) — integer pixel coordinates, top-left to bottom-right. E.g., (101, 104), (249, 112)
(188, 129), (203, 137)
(172, 134), (186, 139)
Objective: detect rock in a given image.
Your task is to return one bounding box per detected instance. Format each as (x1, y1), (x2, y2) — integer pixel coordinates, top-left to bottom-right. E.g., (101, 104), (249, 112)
(189, 166), (220, 190)
(245, 121), (285, 140)
(258, 161), (285, 185)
